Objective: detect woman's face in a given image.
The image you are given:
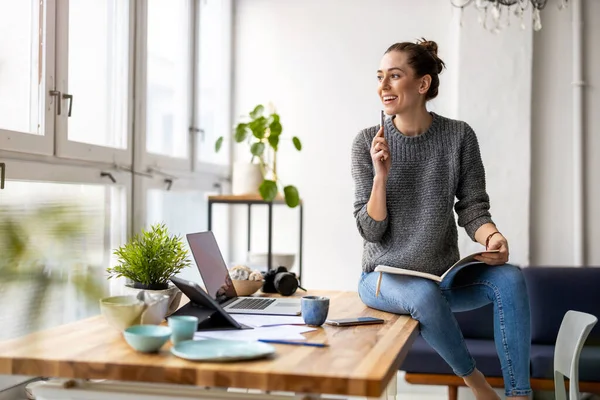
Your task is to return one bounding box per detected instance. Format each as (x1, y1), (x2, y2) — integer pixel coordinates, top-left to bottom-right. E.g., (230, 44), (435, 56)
(377, 51), (425, 115)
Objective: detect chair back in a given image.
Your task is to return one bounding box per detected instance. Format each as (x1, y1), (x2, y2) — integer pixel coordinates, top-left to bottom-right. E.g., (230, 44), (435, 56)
(554, 310), (598, 400)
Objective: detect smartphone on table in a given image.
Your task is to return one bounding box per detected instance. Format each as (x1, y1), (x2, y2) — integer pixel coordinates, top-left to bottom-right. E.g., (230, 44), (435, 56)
(325, 317), (385, 326)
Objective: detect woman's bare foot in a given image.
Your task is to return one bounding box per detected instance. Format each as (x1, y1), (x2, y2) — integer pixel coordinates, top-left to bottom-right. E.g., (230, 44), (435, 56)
(463, 369), (501, 400)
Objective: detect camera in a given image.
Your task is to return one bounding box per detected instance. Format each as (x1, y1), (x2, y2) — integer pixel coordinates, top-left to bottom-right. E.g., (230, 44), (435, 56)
(262, 266), (299, 296)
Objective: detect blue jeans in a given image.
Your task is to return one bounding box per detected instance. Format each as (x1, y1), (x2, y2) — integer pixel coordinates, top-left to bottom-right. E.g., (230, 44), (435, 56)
(358, 263), (531, 397)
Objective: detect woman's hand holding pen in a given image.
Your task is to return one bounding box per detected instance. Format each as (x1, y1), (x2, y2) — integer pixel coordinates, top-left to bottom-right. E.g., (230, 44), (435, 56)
(371, 126), (391, 180)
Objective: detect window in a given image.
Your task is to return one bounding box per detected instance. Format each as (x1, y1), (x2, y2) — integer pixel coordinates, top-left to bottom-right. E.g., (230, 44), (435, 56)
(65, 0), (130, 150)
(0, 0), (54, 154)
(0, 0), (233, 337)
(146, 0), (192, 160)
(54, 0), (132, 163)
(196, 0), (232, 167)
(0, 161), (129, 340)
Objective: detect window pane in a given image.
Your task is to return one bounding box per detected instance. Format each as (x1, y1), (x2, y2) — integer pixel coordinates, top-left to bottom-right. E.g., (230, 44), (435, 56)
(67, 0), (129, 148)
(197, 0), (230, 165)
(0, 0), (44, 135)
(0, 181), (127, 340)
(146, 188), (228, 284)
(146, 0), (192, 158)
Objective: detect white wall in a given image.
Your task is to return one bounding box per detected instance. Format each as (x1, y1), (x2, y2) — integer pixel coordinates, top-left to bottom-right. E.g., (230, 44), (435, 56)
(454, 6), (532, 263)
(531, 0), (600, 266)
(231, 0), (533, 290)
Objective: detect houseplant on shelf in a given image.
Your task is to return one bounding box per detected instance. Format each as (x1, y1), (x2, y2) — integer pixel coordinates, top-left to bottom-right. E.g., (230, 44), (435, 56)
(106, 223), (191, 315)
(215, 104), (303, 208)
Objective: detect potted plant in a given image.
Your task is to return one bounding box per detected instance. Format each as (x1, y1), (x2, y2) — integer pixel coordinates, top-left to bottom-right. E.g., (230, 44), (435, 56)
(106, 223), (191, 315)
(215, 104), (302, 208)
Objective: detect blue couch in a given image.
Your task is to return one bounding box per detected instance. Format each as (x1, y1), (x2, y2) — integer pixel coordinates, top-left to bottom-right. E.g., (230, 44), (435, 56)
(401, 266), (600, 399)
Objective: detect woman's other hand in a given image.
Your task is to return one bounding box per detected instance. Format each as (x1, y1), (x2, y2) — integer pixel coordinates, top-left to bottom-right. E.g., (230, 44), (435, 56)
(371, 126), (391, 180)
(475, 233), (509, 265)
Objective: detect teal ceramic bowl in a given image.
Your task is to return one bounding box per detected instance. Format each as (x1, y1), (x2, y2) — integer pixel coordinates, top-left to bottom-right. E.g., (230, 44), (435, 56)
(123, 325), (172, 353)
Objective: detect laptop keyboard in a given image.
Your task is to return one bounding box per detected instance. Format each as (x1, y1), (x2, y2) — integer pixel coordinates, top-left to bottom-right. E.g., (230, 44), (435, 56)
(230, 298), (276, 310)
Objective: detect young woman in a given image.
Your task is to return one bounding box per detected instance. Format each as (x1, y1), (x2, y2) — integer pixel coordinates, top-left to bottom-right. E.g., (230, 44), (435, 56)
(351, 39), (531, 400)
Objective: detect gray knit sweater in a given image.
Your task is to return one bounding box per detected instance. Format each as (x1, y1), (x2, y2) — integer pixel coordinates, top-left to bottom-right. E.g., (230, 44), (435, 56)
(351, 112), (494, 275)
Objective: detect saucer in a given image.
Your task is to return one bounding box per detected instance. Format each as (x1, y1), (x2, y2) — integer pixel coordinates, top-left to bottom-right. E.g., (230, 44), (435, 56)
(170, 339), (275, 362)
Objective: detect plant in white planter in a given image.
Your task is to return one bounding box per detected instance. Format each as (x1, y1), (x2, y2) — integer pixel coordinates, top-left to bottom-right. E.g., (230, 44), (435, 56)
(215, 104), (302, 208)
(106, 223), (191, 315)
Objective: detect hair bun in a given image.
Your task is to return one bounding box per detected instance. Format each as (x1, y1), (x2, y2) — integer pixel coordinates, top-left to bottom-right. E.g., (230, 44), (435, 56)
(417, 38), (439, 56)
(417, 38), (443, 74)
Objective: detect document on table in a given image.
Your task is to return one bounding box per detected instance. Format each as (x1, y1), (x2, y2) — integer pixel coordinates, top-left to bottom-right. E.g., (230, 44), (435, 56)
(231, 314), (305, 328)
(194, 325), (316, 342)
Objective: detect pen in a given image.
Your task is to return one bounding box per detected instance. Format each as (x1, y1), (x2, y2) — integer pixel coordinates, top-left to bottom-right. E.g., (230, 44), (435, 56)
(258, 339), (329, 348)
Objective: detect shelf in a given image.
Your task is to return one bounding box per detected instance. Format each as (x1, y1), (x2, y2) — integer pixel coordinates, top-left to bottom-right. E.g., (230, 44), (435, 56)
(208, 194), (302, 205)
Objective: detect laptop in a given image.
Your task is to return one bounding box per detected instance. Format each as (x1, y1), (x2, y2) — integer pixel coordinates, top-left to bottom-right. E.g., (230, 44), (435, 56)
(186, 231), (301, 316)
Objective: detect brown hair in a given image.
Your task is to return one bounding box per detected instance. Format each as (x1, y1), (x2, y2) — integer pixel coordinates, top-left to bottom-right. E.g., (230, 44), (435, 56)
(384, 38), (446, 100)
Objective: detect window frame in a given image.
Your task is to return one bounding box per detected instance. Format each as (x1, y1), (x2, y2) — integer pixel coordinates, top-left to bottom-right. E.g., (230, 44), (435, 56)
(53, 0), (135, 166)
(1, 0), (234, 256)
(0, 0), (57, 156)
(134, 0), (195, 173)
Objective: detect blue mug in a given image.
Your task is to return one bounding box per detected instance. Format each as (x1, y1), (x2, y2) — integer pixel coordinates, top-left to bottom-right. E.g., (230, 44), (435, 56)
(168, 315), (198, 344)
(301, 296), (330, 327)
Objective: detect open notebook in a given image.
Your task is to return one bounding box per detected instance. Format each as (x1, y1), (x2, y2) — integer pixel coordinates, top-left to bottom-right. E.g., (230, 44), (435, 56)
(374, 250), (500, 296)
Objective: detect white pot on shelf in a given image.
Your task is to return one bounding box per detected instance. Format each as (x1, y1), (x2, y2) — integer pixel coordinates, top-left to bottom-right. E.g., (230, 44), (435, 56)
(232, 162), (263, 195)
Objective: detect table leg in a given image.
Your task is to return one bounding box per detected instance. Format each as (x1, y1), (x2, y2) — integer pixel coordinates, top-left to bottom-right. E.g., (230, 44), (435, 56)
(267, 202), (273, 272)
(247, 204), (252, 253)
(208, 201), (213, 231)
(385, 372), (397, 400)
(298, 203), (303, 283)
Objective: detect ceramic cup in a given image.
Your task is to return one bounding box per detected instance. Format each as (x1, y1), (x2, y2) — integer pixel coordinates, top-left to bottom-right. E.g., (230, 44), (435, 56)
(301, 296), (330, 327)
(168, 316), (199, 344)
(100, 296), (145, 331)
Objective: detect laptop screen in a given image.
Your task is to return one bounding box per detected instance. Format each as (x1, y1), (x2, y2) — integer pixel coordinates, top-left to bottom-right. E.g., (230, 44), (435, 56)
(186, 231), (237, 304)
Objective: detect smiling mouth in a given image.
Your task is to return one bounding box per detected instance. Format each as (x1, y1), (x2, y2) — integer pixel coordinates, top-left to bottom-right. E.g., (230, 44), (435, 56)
(382, 95), (398, 104)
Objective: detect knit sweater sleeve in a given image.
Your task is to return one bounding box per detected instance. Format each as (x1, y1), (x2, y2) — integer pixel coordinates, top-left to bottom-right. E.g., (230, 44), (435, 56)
(351, 129), (388, 243)
(454, 124), (494, 241)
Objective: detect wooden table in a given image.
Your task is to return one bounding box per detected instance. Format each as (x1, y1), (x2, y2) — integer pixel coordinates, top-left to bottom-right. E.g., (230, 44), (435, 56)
(0, 290), (418, 399)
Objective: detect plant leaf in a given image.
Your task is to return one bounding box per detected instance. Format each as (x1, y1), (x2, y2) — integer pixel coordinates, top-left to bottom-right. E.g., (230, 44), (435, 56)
(250, 142), (265, 157)
(249, 117), (267, 139)
(269, 119), (282, 137)
(215, 136), (224, 152)
(267, 134), (279, 151)
(108, 222), (191, 286)
(234, 124), (248, 142)
(259, 180), (278, 202)
(283, 185), (300, 208)
(292, 136), (302, 151)
(249, 104), (264, 119)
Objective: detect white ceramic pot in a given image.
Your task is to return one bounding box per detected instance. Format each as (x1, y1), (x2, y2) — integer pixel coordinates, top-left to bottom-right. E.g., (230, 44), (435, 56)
(232, 162), (263, 195)
(122, 284), (182, 317)
(247, 252), (296, 271)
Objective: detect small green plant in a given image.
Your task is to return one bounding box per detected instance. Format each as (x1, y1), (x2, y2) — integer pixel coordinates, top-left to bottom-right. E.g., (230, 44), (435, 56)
(107, 223), (191, 290)
(215, 104), (302, 207)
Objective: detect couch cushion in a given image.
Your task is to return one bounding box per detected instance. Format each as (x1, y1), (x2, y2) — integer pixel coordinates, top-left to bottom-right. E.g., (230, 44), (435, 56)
(454, 303), (495, 340)
(401, 335), (503, 377)
(522, 267), (600, 345)
(530, 344), (600, 382)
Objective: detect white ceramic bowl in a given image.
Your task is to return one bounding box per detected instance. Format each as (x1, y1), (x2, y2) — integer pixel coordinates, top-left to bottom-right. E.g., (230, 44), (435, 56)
(100, 295), (145, 331)
(247, 252), (296, 271)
